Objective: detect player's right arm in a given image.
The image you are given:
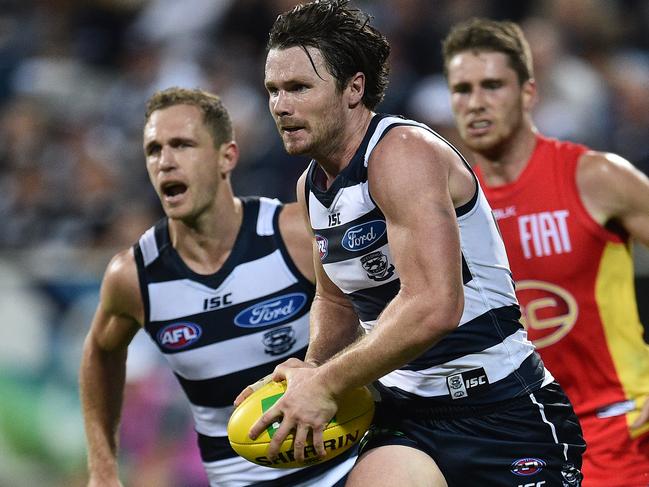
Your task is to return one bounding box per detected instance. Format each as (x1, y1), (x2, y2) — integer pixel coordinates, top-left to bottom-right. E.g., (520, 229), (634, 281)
(79, 248), (143, 487)
(295, 171), (362, 367)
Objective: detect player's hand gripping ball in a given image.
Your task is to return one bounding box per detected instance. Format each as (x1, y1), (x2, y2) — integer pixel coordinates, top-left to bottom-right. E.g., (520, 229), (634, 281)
(227, 380), (374, 468)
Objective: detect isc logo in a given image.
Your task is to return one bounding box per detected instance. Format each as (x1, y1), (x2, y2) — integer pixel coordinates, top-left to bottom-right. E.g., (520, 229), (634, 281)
(466, 376), (486, 388)
(202, 292), (233, 311)
(447, 367), (490, 399)
(157, 322), (202, 350)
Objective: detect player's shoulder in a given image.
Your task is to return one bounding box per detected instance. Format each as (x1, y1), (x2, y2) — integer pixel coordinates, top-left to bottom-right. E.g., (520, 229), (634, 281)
(101, 247), (142, 316)
(278, 202), (312, 247)
(576, 150), (647, 224)
(373, 123), (456, 166)
(577, 150), (638, 188)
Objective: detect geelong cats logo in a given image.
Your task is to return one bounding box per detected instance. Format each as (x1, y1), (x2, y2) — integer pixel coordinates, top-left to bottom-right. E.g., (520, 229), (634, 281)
(360, 251), (395, 281)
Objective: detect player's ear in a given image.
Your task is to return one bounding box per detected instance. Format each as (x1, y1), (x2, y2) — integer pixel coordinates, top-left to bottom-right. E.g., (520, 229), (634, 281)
(521, 78), (537, 112)
(219, 141), (239, 177)
(346, 72), (365, 108)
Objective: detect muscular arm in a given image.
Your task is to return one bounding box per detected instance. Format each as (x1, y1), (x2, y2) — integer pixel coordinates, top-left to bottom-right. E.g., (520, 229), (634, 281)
(578, 151), (649, 247)
(315, 127), (465, 394)
(296, 172), (361, 365)
(79, 249), (143, 486)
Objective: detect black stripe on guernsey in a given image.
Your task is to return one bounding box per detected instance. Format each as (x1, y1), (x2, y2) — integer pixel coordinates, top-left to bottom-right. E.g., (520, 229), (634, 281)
(150, 287), (312, 353)
(197, 433), (236, 462)
(177, 348), (307, 407)
(461, 254), (473, 285)
(318, 207), (388, 265)
(348, 279), (401, 322)
(376, 352), (546, 409)
(402, 305), (522, 370)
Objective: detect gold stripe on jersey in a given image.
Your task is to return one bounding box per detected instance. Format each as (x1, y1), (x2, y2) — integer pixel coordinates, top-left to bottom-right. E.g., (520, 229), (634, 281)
(596, 241), (649, 437)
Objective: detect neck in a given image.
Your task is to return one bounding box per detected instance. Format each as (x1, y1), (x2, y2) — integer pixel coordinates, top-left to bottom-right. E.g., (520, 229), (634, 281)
(316, 109), (374, 186)
(168, 183), (243, 274)
(474, 125), (538, 187)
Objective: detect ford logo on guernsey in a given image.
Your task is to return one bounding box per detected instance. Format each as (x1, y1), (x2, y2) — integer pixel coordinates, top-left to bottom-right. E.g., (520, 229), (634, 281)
(342, 220), (386, 252)
(157, 322), (202, 350)
(235, 293), (307, 328)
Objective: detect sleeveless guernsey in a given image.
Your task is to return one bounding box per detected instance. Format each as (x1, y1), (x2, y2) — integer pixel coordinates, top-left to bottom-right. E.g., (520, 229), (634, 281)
(475, 135), (649, 486)
(305, 114), (553, 407)
(134, 197), (355, 487)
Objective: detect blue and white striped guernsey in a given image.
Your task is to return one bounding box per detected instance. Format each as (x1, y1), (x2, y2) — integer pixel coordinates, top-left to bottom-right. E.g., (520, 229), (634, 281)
(134, 196), (356, 487)
(305, 114), (553, 407)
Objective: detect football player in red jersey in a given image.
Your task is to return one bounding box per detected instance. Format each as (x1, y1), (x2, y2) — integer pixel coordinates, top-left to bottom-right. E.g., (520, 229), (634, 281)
(443, 18), (649, 487)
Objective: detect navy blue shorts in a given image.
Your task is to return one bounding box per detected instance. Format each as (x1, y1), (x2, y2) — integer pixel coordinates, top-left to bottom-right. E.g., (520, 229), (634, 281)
(360, 382), (586, 486)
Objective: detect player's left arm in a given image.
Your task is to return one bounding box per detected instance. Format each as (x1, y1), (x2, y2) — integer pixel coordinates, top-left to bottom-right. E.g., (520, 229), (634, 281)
(577, 151), (649, 246)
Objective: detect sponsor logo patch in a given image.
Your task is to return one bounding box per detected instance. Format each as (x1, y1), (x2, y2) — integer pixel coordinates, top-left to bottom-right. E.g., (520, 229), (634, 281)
(341, 220), (386, 251)
(511, 457), (546, 476)
(234, 293), (307, 328)
(360, 250), (395, 281)
(262, 326), (296, 356)
(315, 234), (328, 261)
(157, 322), (202, 350)
(446, 367), (490, 399)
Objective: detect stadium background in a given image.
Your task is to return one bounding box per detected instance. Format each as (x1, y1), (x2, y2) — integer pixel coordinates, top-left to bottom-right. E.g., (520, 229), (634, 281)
(0, 0), (647, 485)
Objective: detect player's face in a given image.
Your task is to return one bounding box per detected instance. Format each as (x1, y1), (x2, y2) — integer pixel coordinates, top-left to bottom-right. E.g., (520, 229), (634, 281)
(265, 46), (346, 157)
(143, 104), (224, 221)
(447, 51), (533, 157)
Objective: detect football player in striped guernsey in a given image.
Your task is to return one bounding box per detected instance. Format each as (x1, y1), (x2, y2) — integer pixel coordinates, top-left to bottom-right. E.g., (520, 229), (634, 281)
(80, 87), (357, 486)
(243, 2), (586, 486)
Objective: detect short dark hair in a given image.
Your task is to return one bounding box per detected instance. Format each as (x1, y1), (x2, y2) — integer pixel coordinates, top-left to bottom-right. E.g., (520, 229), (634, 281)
(442, 18), (534, 84)
(144, 87), (233, 146)
(268, 0), (390, 110)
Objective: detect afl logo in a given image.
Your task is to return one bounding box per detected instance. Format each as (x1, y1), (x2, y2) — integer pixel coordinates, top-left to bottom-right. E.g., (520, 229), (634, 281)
(510, 457), (546, 476)
(315, 234), (328, 261)
(234, 293), (307, 328)
(342, 220), (386, 251)
(157, 322), (202, 350)
(517, 280), (578, 349)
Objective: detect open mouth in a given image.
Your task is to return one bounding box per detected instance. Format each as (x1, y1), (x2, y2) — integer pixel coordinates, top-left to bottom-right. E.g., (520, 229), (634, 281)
(161, 182), (188, 198)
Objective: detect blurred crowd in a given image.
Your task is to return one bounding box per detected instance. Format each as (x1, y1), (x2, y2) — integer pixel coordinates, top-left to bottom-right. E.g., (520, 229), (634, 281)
(0, 0), (648, 486)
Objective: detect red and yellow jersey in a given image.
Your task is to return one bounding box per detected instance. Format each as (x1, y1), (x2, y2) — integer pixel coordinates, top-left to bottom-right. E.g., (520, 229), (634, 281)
(475, 135), (649, 434)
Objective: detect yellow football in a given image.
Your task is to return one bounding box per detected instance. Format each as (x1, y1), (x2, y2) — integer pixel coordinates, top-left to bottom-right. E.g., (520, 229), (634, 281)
(227, 380), (374, 469)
